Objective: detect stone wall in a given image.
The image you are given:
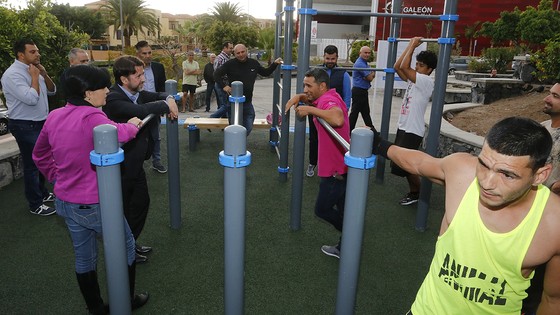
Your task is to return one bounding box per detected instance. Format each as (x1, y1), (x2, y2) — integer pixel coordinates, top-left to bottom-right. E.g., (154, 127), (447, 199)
(424, 103), (484, 158)
(470, 78), (524, 104)
(0, 136), (22, 189)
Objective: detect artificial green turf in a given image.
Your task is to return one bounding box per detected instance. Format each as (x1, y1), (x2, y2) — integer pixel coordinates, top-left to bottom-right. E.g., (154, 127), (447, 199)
(0, 127), (445, 314)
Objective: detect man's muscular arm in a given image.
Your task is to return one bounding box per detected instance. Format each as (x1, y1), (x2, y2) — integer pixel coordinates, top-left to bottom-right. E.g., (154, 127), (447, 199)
(537, 255), (560, 314)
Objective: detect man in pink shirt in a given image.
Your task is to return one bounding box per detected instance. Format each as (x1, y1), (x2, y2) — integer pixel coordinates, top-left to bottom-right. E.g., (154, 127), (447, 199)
(286, 68), (350, 258)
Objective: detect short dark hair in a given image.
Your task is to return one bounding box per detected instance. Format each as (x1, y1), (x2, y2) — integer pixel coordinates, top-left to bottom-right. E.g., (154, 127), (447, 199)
(65, 65), (111, 100)
(305, 68), (330, 89)
(222, 41), (233, 49)
(135, 40), (150, 51)
(485, 117), (552, 171)
(417, 50), (437, 71)
(13, 38), (35, 58)
(324, 45), (338, 56)
(112, 55), (145, 85)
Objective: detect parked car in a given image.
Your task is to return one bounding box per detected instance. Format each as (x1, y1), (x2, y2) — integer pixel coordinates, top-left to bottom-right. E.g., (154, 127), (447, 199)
(0, 107), (8, 136)
(448, 57), (470, 74)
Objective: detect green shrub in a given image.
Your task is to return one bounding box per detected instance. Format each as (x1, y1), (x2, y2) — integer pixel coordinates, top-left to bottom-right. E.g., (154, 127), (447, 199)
(533, 35), (560, 82)
(481, 47), (516, 72)
(468, 59), (491, 73)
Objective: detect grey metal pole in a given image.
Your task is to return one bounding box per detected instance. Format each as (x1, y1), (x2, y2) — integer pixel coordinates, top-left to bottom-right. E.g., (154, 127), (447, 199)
(288, 0), (313, 231)
(335, 128), (375, 315)
(220, 124), (250, 315)
(278, 0), (295, 182)
(375, 0), (402, 183)
(416, 0), (458, 231)
(165, 80), (181, 229)
(230, 81), (245, 127)
(270, 0), (283, 151)
(91, 124), (131, 315)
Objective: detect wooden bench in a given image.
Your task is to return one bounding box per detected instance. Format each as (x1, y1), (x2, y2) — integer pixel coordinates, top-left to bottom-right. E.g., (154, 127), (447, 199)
(183, 117), (272, 151)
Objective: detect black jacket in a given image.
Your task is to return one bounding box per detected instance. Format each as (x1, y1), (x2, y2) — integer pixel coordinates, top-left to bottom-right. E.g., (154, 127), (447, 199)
(214, 58), (279, 105)
(203, 62), (215, 85)
(103, 85), (170, 179)
(150, 61), (167, 93)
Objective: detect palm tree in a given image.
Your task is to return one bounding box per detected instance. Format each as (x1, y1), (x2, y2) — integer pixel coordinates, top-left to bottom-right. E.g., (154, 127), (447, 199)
(257, 27), (275, 64)
(464, 21), (482, 56)
(102, 0), (160, 48)
(176, 20), (199, 50)
(210, 1), (244, 23)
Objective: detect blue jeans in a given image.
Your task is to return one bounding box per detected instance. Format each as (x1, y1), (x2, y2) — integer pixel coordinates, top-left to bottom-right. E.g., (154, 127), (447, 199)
(211, 88), (230, 118)
(205, 82), (219, 111)
(228, 102), (256, 135)
(56, 199), (136, 273)
(215, 86), (229, 109)
(210, 103), (230, 119)
(8, 119), (49, 209)
(315, 176), (346, 231)
(150, 119), (161, 164)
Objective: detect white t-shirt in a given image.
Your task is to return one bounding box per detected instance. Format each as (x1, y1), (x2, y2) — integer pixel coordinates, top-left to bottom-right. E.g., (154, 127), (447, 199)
(542, 120), (560, 188)
(397, 73), (434, 137)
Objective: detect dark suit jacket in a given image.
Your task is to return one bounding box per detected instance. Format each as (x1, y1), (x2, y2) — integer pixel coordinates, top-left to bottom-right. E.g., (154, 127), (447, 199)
(151, 61), (166, 93)
(103, 85), (170, 179)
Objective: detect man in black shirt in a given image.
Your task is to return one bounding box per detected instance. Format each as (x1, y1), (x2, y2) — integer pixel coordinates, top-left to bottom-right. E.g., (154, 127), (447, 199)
(214, 44), (282, 135)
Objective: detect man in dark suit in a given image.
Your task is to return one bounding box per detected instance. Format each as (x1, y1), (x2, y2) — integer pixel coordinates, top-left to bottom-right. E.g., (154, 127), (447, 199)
(103, 55), (178, 263)
(135, 41), (168, 174)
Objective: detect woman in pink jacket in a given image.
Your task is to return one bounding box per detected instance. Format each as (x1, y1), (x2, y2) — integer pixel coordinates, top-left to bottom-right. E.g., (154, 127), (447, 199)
(32, 65), (148, 314)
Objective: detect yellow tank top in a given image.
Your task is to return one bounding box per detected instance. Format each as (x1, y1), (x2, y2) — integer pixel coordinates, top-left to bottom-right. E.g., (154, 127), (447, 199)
(411, 179), (549, 315)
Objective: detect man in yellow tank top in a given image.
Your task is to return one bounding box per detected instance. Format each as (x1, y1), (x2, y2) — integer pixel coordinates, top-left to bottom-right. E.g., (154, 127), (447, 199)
(372, 117), (560, 314)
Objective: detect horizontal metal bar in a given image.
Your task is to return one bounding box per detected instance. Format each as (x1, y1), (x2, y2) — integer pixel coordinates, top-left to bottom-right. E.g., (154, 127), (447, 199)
(310, 65), (385, 72)
(141, 114), (155, 127)
(314, 10), (441, 20)
(316, 117), (349, 152)
(396, 38), (440, 42)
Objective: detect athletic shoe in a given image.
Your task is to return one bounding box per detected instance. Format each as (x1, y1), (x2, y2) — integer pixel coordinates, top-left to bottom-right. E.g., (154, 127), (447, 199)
(399, 192), (419, 206)
(306, 164), (316, 177)
(152, 161), (167, 174)
(43, 192), (55, 203)
(30, 204), (56, 216)
(321, 244), (340, 259)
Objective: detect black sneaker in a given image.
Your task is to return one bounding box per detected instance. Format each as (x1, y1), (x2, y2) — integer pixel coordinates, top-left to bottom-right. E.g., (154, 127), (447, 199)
(399, 192), (419, 206)
(30, 204), (56, 216)
(152, 161), (167, 174)
(43, 192), (55, 203)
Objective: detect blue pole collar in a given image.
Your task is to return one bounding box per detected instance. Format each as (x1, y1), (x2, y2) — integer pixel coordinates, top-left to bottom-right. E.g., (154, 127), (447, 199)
(90, 148), (125, 167)
(344, 153), (376, 170)
(228, 95), (246, 103)
(219, 151), (252, 168)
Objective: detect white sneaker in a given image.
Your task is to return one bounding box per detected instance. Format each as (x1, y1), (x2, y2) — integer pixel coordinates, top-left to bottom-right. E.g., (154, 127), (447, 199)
(321, 244), (340, 259)
(306, 164), (316, 177)
(30, 204), (56, 216)
(43, 192), (55, 203)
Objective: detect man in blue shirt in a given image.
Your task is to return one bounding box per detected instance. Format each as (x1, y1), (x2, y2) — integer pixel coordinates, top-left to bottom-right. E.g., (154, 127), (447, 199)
(349, 46), (376, 131)
(306, 45), (351, 177)
(1, 38), (56, 216)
